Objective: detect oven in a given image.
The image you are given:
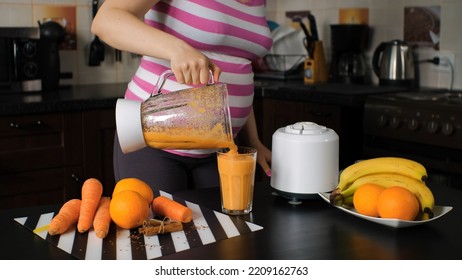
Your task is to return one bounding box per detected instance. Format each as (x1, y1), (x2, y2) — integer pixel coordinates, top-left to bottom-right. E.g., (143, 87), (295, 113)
(362, 90), (462, 179)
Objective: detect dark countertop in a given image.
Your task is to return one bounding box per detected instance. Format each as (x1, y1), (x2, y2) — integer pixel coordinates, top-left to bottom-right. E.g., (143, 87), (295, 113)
(256, 80), (408, 107)
(0, 83), (127, 116)
(0, 176), (460, 260)
(0, 80), (408, 117)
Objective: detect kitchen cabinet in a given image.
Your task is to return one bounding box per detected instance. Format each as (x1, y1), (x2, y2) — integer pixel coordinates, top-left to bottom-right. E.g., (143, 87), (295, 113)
(254, 96), (363, 171)
(0, 109), (116, 209)
(81, 109), (116, 197)
(0, 112), (83, 209)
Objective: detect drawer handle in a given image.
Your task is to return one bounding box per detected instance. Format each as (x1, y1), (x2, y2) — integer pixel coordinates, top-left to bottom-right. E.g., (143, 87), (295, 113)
(71, 174), (85, 188)
(10, 120), (43, 129)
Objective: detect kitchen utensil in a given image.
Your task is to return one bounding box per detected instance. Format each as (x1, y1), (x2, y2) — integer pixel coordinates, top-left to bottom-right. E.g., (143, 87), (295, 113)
(88, 0), (104, 66)
(307, 13), (319, 41)
(372, 39), (415, 88)
(270, 122), (339, 204)
(292, 16), (314, 57)
(292, 14), (327, 84)
(116, 70), (234, 153)
(303, 40), (328, 84)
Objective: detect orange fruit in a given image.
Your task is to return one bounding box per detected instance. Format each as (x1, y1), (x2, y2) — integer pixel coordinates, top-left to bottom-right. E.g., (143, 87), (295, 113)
(353, 183), (385, 217)
(109, 190), (150, 229)
(377, 186), (420, 221)
(113, 178), (154, 204)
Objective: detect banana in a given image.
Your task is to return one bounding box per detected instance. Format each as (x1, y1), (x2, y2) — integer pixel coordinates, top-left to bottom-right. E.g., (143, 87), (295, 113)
(341, 173), (435, 220)
(336, 157), (428, 192)
(329, 187), (356, 206)
(342, 194), (354, 206)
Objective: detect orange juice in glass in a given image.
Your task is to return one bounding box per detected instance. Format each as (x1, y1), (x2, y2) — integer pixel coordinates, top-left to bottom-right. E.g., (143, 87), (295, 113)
(217, 147), (257, 215)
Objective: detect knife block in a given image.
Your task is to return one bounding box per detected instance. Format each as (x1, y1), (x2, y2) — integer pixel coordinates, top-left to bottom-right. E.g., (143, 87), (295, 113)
(304, 41), (328, 84)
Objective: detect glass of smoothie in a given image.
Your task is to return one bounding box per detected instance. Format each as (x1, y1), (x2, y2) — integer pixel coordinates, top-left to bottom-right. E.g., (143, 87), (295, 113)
(217, 147), (257, 215)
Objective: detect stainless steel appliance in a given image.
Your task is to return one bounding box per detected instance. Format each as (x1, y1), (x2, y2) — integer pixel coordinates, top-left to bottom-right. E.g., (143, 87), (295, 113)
(363, 90), (462, 177)
(0, 27), (41, 92)
(372, 40), (416, 88)
(329, 24), (370, 84)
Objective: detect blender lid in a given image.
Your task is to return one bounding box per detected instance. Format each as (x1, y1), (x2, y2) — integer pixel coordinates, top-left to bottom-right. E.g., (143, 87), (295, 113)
(115, 99), (146, 153)
(284, 122), (328, 135)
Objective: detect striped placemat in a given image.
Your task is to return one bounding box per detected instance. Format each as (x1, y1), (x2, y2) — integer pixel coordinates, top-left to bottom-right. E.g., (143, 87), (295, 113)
(14, 191), (263, 260)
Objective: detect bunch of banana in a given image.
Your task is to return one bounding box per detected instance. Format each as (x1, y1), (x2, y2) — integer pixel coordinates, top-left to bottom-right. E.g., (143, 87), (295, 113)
(329, 157), (435, 220)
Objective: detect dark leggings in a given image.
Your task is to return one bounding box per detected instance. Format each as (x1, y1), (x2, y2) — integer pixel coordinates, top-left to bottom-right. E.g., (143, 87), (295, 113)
(113, 134), (220, 193)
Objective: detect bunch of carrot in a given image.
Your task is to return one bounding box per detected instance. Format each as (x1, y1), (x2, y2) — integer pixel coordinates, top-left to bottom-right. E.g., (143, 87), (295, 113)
(48, 178), (112, 239)
(48, 177), (194, 238)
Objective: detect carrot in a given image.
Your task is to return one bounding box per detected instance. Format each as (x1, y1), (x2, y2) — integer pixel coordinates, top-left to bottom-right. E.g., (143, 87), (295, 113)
(93, 196), (112, 238)
(77, 178), (103, 233)
(151, 196), (193, 223)
(48, 199), (81, 235)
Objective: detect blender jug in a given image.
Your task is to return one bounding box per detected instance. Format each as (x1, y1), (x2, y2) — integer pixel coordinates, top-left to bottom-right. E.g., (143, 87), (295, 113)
(116, 70), (234, 153)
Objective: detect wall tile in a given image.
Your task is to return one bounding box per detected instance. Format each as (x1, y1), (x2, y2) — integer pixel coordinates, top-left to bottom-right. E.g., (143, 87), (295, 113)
(0, 0), (33, 4)
(0, 5), (34, 26)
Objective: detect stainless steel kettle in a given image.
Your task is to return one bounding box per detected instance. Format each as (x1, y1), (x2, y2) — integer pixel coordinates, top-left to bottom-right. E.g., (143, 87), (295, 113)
(372, 40), (415, 88)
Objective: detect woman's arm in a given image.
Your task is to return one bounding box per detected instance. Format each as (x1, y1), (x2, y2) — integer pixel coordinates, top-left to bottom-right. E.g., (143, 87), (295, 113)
(91, 0), (220, 84)
(239, 107), (272, 177)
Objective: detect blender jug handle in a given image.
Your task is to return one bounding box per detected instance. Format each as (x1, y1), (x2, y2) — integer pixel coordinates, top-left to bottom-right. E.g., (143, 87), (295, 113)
(151, 69), (216, 96)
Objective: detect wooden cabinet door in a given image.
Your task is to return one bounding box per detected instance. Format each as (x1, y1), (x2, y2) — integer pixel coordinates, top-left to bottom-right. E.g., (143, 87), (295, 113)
(0, 112), (83, 209)
(81, 109), (116, 197)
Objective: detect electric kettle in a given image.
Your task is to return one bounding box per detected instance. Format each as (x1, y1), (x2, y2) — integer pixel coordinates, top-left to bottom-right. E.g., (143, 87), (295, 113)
(270, 122), (339, 204)
(372, 40), (415, 88)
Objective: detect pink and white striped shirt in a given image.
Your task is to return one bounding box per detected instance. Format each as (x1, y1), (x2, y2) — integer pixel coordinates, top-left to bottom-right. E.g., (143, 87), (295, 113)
(124, 0), (272, 157)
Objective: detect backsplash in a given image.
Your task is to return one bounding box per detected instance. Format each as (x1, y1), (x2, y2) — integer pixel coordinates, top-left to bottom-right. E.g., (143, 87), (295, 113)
(267, 0), (462, 90)
(0, 0), (460, 90)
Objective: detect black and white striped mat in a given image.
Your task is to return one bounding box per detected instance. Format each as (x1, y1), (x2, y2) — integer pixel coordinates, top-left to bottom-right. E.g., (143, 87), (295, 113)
(14, 191), (263, 260)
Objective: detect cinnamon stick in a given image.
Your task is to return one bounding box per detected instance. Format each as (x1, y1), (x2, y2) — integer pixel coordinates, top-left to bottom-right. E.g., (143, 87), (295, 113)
(138, 218), (183, 236)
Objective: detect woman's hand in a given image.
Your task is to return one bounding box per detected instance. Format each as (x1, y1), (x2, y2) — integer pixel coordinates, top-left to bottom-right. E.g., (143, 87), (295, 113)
(238, 108), (272, 177)
(170, 44), (221, 85)
(254, 142), (272, 177)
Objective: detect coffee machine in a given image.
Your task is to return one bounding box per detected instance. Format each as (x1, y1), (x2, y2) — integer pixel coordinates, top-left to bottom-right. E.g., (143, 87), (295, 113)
(329, 24), (369, 84)
(38, 21), (65, 91)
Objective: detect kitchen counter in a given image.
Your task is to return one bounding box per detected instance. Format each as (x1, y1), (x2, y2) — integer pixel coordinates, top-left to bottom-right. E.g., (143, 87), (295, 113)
(256, 80), (408, 107)
(0, 175), (460, 260)
(0, 83), (127, 116)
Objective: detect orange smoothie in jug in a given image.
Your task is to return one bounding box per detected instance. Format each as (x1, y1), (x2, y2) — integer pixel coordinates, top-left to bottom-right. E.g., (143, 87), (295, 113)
(143, 123), (236, 150)
(139, 79), (236, 151)
(217, 147), (256, 214)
